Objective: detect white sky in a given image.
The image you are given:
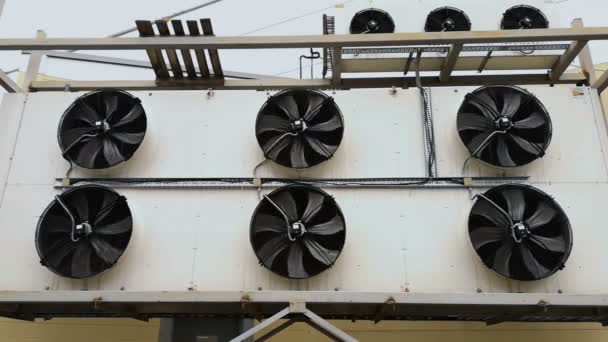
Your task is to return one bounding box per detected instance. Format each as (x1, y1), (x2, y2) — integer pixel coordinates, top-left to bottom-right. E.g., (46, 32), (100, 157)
(0, 0), (607, 89)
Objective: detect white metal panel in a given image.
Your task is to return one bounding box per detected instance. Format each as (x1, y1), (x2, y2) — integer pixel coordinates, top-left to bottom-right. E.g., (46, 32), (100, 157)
(0, 85), (606, 298)
(0, 93), (25, 205)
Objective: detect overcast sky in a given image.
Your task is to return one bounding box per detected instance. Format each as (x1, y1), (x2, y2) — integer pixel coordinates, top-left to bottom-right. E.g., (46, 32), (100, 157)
(0, 0), (607, 90)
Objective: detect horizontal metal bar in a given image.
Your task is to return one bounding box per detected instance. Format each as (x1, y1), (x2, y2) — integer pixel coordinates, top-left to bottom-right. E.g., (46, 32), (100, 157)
(2, 28), (608, 51)
(343, 44), (571, 55)
(30, 73), (586, 92)
(55, 177), (528, 190)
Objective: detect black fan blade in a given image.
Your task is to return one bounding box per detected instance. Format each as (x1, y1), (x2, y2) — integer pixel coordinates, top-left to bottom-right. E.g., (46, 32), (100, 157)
(496, 135), (517, 167)
(471, 199), (510, 227)
(528, 235), (566, 253)
(492, 238), (514, 277)
(272, 190), (298, 221)
(104, 93), (119, 120)
(502, 187), (525, 221)
(303, 238), (338, 266)
(94, 217), (132, 235)
(307, 215), (344, 235)
(44, 214), (72, 233)
(501, 90), (522, 118)
(353, 14), (370, 29)
(466, 131), (494, 154)
(308, 115), (342, 133)
(303, 95), (325, 121)
(290, 138), (308, 168)
(301, 191), (325, 223)
(93, 197), (123, 226)
(110, 131), (145, 145)
(257, 115), (291, 134)
(44, 239), (78, 267)
(304, 136), (334, 158)
(77, 100), (102, 125)
(258, 236), (289, 266)
(102, 138), (125, 166)
(253, 213), (287, 234)
(513, 111), (546, 130)
(470, 226), (506, 249)
(508, 133), (542, 156)
(468, 92), (499, 119)
(287, 243), (308, 278)
(525, 201), (557, 229)
(519, 243), (550, 279)
(458, 112), (494, 132)
(70, 191), (90, 222)
(76, 139), (103, 169)
(274, 94), (299, 121)
(71, 242), (92, 278)
(89, 235), (122, 265)
(61, 127), (97, 145)
(112, 105), (143, 128)
(264, 135), (291, 161)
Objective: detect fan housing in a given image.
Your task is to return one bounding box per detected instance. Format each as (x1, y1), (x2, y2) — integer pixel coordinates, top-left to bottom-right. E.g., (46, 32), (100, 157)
(255, 89), (344, 169)
(425, 7), (472, 32)
(469, 184), (572, 281)
(58, 90), (147, 169)
(250, 185), (346, 279)
(501, 5), (549, 30)
(36, 185), (133, 279)
(457, 85), (552, 168)
(349, 8), (395, 34)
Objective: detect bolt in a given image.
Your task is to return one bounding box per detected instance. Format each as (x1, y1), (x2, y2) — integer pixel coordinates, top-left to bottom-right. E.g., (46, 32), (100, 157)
(476, 288), (483, 293)
(557, 289), (563, 294)
(120, 286), (125, 291)
(257, 287), (263, 291)
(45, 286), (50, 290)
(334, 287), (340, 291)
(148, 92), (153, 96)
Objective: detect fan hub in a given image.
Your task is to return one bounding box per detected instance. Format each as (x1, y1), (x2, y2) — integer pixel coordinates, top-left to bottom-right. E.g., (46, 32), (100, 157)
(75, 222), (93, 238)
(510, 222), (530, 243)
(443, 18), (456, 31)
(495, 116), (513, 131)
(289, 221), (307, 240)
(94, 120), (111, 132)
(519, 17), (533, 29)
(290, 119), (308, 133)
(366, 20), (379, 32)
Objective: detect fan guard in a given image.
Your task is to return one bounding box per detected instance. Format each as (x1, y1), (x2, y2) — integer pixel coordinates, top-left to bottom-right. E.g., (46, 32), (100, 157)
(469, 184), (572, 281)
(425, 7), (472, 32)
(501, 5), (549, 30)
(255, 89), (344, 169)
(58, 90), (147, 169)
(36, 185), (133, 279)
(457, 86), (552, 168)
(349, 8), (395, 34)
(250, 185), (346, 279)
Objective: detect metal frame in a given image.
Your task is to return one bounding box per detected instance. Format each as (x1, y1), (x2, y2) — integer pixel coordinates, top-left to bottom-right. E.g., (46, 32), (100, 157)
(1, 23), (608, 92)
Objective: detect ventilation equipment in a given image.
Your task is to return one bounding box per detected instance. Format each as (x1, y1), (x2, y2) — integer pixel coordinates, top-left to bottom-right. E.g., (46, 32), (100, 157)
(58, 90), (147, 169)
(469, 184), (572, 281)
(457, 86), (551, 168)
(501, 5), (549, 30)
(349, 8), (395, 34)
(250, 185), (346, 279)
(425, 7), (471, 32)
(255, 89), (344, 169)
(36, 185), (133, 279)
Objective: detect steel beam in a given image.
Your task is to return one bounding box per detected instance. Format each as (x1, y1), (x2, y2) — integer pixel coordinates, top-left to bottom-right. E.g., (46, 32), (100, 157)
(2, 27), (608, 51)
(0, 69), (22, 93)
(593, 70), (608, 93)
(440, 44), (462, 82)
(550, 39), (588, 82)
(23, 30), (46, 90)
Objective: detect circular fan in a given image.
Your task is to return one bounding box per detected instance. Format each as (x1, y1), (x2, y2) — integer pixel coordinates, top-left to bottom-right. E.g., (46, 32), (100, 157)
(349, 8), (395, 34)
(255, 89), (344, 169)
(457, 86), (552, 167)
(501, 5), (549, 30)
(469, 184), (572, 281)
(425, 7), (472, 32)
(35, 185), (133, 279)
(250, 185), (346, 279)
(58, 90), (147, 169)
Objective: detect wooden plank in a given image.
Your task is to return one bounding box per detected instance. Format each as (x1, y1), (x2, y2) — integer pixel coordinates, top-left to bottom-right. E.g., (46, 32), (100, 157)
(186, 20), (211, 78)
(572, 19), (596, 83)
(550, 39), (588, 82)
(4, 27), (608, 51)
(592, 70), (608, 93)
(23, 30), (46, 90)
(30, 73), (586, 92)
(135, 21), (169, 79)
(200, 18), (223, 78)
(171, 20), (197, 79)
(439, 44), (462, 82)
(341, 55), (560, 73)
(0, 69), (22, 93)
(332, 47), (342, 86)
(155, 20), (183, 79)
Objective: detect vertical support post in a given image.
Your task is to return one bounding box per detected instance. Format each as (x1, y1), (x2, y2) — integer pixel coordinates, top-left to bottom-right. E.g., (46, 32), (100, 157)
(201, 18), (224, 79)
(332, 47), (342, 87)
(572, 18), (596, 84)
(23, 30), (46, 91)
(440, 44), (462, 82)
